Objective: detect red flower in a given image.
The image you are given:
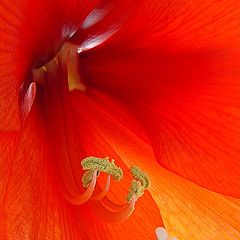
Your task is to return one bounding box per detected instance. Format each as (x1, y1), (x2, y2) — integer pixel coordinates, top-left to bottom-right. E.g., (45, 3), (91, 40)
(0, 0), (240, 239)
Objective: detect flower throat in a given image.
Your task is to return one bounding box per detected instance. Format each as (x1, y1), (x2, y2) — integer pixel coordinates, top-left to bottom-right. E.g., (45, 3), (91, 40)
(19, 42), (150, 222)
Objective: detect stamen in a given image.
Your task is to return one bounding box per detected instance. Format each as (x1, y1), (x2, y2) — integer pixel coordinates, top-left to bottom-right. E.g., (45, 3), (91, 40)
(127, 166), (150, 202)
(127, 180), (145, 202)
(29, 35), (151, 221)
(64, 156), (150, 222)
(131, 166), (150, 189)
(81, 156), (123, 181)
(99, 196), (130, 212)
(91, 174), (111, 201)
(92, 196), (137, 222)
(63, 170), (97, 205)
(81, 156), (122, 201)
(82, 170), (95, 188)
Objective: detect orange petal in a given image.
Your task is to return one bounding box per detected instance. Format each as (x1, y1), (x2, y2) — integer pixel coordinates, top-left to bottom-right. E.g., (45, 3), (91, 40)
(115, 144), (240, 240)
(79, 0), (240, 197)
(70, 90), (240, 239)
(1, 104), (162, 239)
(0, 108), (83, 239)
(79, 192), (163, 240)
(0, 131), (19, 207)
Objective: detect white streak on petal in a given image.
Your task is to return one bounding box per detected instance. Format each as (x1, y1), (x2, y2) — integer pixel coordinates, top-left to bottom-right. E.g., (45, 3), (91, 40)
(61, 24), (78, 39)
(81, 7), (110, 29)
(78, 26), (119, 52)
(21, 82), (36, 122)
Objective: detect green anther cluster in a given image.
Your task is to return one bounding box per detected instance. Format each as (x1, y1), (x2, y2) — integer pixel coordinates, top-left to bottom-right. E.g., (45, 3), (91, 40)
(82, 170), (94, 188)
(81, 156), (123, 181)
(131, 166), (150, 189)
(126, 165), (150, 202)
(127, 180), (145, 202)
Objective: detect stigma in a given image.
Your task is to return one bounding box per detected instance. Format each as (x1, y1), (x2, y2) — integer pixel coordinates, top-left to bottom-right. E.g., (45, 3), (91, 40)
(67, 156), (150, 222)
(155, 227), (179, 240)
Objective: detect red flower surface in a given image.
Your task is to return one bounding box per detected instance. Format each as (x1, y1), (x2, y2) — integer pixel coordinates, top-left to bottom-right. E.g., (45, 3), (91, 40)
(0, 0), (240, 239)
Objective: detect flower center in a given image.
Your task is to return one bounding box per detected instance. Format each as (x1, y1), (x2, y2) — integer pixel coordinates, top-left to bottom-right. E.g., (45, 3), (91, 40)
(19, 41), (150, 222)
(33, 42), (86, 92)
(19, 42), (85, 124)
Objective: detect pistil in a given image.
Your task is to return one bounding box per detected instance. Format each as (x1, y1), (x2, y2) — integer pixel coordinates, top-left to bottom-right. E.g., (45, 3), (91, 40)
(155, 227), (179, 240)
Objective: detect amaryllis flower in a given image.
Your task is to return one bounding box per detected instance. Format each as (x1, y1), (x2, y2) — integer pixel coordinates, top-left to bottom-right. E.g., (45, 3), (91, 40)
(1, 0), (240, 239)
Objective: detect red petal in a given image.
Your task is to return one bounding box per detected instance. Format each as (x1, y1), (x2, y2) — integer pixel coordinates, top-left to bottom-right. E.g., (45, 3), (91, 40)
(79, 1), (240, 197)
(78, 195), (162, 240)
(0, 0), (29, 130)
(71, 0), (143, 50)
(1, 100), (162, 240)
(0, 108), (82, 239)
(70, 90), (240, 239)
(0, 0), (99, 130)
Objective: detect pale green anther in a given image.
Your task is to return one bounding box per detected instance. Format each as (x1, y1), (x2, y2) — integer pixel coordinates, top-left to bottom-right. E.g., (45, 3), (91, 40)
(127, 180), (145, 202)
(82, 170), (94, 188)
(130, 166), (150, 189)
(81, 156), (123, 181)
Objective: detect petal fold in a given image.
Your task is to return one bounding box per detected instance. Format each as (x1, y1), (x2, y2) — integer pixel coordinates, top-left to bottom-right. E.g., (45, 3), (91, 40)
(70, 89), (240, 240)
(1, 95), (163, 240)
(79, 0), (240, 197)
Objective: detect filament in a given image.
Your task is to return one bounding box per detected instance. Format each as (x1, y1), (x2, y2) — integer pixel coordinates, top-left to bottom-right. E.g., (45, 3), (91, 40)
(92, 196), (137, 222)
(62, 170), (97, 205)
(99, 196), (131, 212)
(91, 174), (111, 201)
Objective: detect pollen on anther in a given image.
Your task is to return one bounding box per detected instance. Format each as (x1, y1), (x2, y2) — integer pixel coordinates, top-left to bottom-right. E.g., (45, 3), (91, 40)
(81, 156), (123, 181)
(82, 170), (94, 188)
(131, 166), (150, 189)
(127, 180), (145, 202)
(79, 156), (151, 222)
